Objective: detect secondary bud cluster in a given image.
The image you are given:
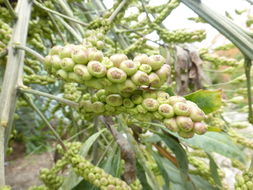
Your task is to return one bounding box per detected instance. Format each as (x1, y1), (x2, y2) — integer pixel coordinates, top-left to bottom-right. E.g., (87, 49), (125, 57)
(152, 23), (206, 44)
(78, 90), (207, 138)
(63, 83), (82, 102)
(61, 142), (132, 190)
(44, 44), (170, 92)
(0, 19), (11, 52)
(235, 172), (253, 190)
(130, 179), (143, 190)
(83, 30), (105, 50)
(39, 157), (68, 190)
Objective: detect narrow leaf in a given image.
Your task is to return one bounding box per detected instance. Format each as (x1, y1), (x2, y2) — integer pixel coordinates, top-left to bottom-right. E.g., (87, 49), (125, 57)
(207, 153), (222, 187)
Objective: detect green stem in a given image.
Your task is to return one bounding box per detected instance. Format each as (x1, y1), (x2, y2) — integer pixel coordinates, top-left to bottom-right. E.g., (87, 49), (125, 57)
(18, 86), (79, 107)
(33, 0), (88, 27)
(54, 15), (82, 43)
(13, 44), (45, 62)
(3, 0), (17, 19)
(0, 127), (5, 186)
(48, 13), (67, 44)
(244, 56), (253, 124)
(23, 94), (66, 150)
(108, 0), (128, 23)
(0, 0), (32, 186)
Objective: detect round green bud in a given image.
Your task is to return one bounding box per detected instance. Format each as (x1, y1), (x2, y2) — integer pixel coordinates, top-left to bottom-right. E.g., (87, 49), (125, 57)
(44, 55), (52, 70)
(178, 130), (194, 138)
(118, 79), (137, 93)
(106, 94), (123, 106)
(136, 105), (147, 113)
(131, 71), (149, 86)
(149, 73), (161, 88)
(68, 72), (83, 83)
(246, 181), (253, 189)
(139, 64), (152, 74)
(105, 104), (116, 112)
(110, 54), (128, 67)
(156, 64), (171, 82)
(96, 41), (104, 49)
(88, 173), (96, 181)
(51, 55), (62, 69)
(104, 84), (119, 93)
(153, 112), (163, 120)
(148, 55), (165, 70)
(107, 67), (127, 83)
(88, 49), (103, 62)
(81, 100), (93, 112)
(157, 91), (170, 104)
(142, 91), (157, 99)
(176, 116), (194, 132)
(60, 44), (75, 58)
(102, 57), (114, 69)
(49, 45), (63, 55)
(123, 98), (135, 108)
(168, 96), (186, 105)
(133, 54), (150, 65)
(158, 104), (174, 118)
(131, 94), (143, 104)
(107, 185), (116, 190)
(163, 118), (179, 132)
(142, 98), (159, 112)
(119, 60), (139, 76)
(173, 102), (190, 116)
(98, 78), (113, 87)
(56, 69), (68, 80)
(87, 61), (107, 78)
(194, 122), (207, 135)
(60, 58), (75, 71)
(84, 78), (104, 89)
(72, 48), (89, 64)
(93, 101), (105, 113)
(74, 64), (92, 80)
(189, 105), (206, 122)
(96, 89), (107, 98)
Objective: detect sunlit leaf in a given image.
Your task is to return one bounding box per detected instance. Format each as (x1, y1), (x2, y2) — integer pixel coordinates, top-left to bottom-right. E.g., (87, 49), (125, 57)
(185, 89), (222, 114)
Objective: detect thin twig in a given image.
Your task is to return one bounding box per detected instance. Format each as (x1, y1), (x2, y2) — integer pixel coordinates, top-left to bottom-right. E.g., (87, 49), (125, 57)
(13, 43), (45, 62)
(54, 15), (82, 43)
(140, 0), (152, 23)
(100, 116), (136, 184)
(3, 0), (17, 19)
(23, 93), (66, 150)
(108, 0), (128, 23)
(18, 86), (79, 107)
(48, 13), (67, 44)
(33, 0), (88, 27)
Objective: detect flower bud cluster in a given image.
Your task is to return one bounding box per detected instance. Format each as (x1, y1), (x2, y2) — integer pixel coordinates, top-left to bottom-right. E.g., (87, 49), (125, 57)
(63, 83), (82, 102)
(0, 19), (11, 53)
(78, 90), (207, 138)
(229, 130), (253, 149)
(152, 24), (206, 43)
(44, 44), (170, 91)
(39, 158), (67, 190)
(130, 179), (143, 190)
(23, 74), (55, 85)
(61, 142), (132, 190)
(235, 172), (253, 190)
(199, 49), (238, 67)
(83, 30), (105, 50)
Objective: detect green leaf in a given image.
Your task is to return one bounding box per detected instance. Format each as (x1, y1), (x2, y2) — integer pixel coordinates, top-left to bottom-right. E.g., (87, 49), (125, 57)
(151, 150), (171, 190)
(101, 144), (122, 177)
(61, 129), (105, 190)
(136, 161), (153, 190)
(184, 89), (222, 114)
(180, 0), (253, 60)
(182, 132), (245, 162)
(159, 134), (196, 190)
(206, 153), (222, 188)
